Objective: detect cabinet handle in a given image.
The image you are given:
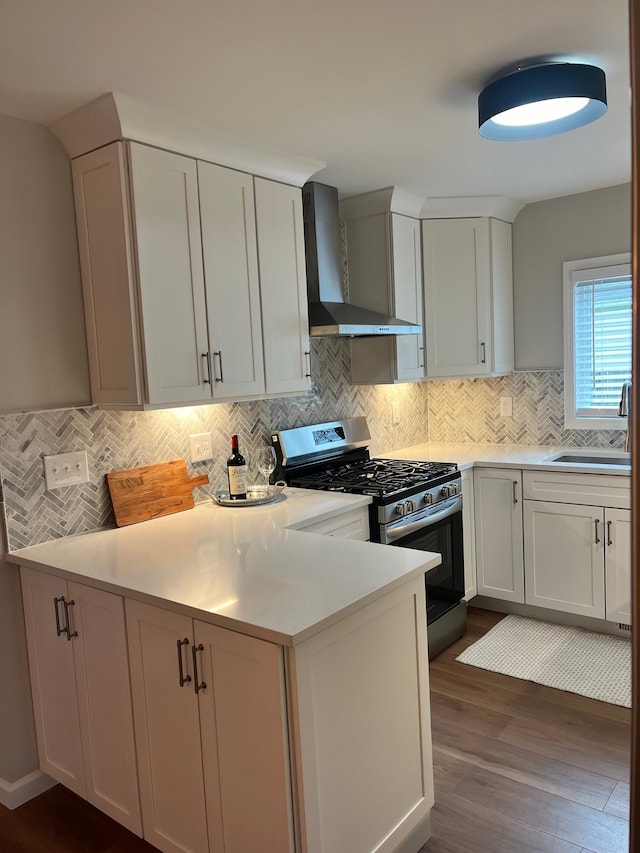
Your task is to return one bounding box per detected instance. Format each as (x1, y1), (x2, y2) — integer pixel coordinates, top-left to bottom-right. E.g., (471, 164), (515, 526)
(191, 643), (207, 694)
(512, 480), (518, 504)
(176, 638), (192, 687)
(594, 518), (601, 545)
(201, 352), (211, 385)
(213, 350), (224, 383)
(419, 345), (425, 368)
(54, 596), (66, 637)
(64, 599), (78, 641)
(607, 520), (613, 546)
(304, 350), (311, 378)
(480, 342), (486, 364)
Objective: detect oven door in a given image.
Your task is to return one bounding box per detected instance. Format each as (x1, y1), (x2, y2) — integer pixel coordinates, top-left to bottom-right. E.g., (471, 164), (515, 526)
(381, 495), (464, 625)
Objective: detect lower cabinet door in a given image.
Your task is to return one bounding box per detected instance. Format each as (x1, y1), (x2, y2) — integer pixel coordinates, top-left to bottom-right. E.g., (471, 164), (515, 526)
(474, 469), (524, 602)
(70, 582), (142, 835)
(523, 500), (605, 618)
(605, 507), (632, 624)
(21, 566), (86, 797)
(126, 600), (209, 853)
(195, 621), (294, 853)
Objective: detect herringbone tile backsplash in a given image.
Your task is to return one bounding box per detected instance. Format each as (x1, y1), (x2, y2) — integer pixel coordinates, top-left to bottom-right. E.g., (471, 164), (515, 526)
(0, 352), (627, 550)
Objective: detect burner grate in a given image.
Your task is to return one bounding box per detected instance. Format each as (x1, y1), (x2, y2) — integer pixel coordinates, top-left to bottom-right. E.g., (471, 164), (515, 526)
(288, 457), (457, 499)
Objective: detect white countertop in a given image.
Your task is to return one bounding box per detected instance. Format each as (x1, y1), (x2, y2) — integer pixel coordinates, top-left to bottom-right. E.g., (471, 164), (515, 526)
(7, 488), (439, 647)
(381, 441), (631, 477)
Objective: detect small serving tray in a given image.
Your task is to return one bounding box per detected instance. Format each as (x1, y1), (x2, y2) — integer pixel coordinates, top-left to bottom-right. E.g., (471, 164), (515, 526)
(212, 484), (286, 507)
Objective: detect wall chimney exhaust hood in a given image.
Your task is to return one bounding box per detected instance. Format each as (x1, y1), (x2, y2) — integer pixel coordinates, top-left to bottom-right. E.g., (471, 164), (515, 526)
(302, 182), (422, 337)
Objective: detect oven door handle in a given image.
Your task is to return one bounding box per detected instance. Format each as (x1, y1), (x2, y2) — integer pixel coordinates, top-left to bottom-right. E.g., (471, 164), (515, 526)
(385, 496), (462, 542)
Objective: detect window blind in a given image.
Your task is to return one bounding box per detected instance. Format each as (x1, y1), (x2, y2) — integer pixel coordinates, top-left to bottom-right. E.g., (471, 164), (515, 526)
(572, 263), (632, 418)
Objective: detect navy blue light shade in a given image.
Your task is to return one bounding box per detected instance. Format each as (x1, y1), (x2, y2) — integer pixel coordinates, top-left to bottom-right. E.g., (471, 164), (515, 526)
(478, 63), (607, 141)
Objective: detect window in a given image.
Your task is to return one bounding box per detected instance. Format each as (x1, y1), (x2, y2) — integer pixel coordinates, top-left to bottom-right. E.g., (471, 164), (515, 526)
(563, 253), (632, 429)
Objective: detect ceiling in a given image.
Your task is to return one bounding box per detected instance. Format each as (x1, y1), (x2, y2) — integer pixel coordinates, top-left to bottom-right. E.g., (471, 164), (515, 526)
(0, 0), (631, 205)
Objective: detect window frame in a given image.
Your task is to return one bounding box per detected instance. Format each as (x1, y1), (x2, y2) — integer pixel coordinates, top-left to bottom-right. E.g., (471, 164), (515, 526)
(563, 252), (632, 430)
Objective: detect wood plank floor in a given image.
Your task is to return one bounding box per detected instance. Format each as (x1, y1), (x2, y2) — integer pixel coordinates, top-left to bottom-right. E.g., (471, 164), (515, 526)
(420, 607), (631, 853)
(0, 607), (631, 853)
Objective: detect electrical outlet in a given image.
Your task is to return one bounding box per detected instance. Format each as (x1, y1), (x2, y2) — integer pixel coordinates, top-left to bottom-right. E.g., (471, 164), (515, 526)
(499, 396), (513, 417)
(190, 432), (213, 463)
(43, 451), (90, 490)
(391, 401), (401, 425)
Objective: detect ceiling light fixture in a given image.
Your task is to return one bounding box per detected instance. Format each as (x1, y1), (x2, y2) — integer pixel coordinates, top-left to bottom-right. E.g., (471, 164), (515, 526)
(478, 62), (607, 141)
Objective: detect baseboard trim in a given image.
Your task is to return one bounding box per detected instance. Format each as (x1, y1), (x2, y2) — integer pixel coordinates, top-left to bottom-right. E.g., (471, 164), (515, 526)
(0, 769), (56, 810)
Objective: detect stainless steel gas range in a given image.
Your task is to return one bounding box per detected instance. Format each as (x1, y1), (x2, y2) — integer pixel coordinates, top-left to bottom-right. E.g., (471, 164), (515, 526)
(272, 416), (466, 658)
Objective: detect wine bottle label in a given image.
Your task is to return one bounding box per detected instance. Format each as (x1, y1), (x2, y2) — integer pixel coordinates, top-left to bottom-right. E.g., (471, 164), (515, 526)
(228, 465), (247, 496)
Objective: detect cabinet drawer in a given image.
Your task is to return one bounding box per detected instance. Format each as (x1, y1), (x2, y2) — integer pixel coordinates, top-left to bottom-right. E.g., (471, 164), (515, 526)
(523, 470), (630, 509)
(298, 507), (369, 540)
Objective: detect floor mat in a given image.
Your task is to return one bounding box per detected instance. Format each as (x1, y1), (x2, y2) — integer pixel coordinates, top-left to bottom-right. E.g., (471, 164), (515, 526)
(455, 614), (631, 707)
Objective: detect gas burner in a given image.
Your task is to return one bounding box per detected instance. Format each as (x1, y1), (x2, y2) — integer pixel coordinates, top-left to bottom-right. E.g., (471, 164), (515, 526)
(288, 456), (458, 500)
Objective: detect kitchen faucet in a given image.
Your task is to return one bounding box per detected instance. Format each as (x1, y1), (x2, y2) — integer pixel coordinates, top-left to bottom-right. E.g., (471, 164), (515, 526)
(618, 381), (632, 452)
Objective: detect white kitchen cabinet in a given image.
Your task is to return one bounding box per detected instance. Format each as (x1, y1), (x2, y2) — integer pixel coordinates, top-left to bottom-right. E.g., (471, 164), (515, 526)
(197, 161), (265, 399)
(72, 143), (309, 409)
(523, 500), (605, 618)
(605, 508), (632, 624)
(461, 468), (477, 600)
(125, 599), (293, 853)
(291, 576), (433, 853)
(474, 468), (524, 602)
(422, 217), (514, 378)
(20, 567), (142, 835)
(73, 142), (209, 407)
(522, 471), (631, 622)
(342, 206), (424, 384)
(254, 177), (311, 395)
(296, 505), (369, 540)
(195, 621), (293, 853)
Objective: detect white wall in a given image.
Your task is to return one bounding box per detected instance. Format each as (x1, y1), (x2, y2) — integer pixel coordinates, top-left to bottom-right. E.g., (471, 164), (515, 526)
(512, 183), (632, 369)
(0, 115), (90, 412)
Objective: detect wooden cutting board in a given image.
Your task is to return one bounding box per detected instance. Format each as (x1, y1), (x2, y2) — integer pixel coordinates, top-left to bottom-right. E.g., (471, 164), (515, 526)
(107, 460), (209, 527)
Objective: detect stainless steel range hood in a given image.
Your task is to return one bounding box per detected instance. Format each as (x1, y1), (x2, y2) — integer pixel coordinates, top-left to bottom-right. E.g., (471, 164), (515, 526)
(302, 182), (422, 337)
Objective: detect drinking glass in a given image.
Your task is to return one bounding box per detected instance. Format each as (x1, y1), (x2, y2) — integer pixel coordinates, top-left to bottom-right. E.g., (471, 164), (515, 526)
(256, 446), (277, 486)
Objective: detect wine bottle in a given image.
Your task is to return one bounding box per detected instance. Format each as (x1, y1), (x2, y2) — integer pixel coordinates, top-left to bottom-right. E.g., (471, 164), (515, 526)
(227, 434), (247, 499)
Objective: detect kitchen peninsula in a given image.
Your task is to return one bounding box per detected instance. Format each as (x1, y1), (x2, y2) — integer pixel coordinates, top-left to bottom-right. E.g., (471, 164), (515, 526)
(8, 488), (439, 853)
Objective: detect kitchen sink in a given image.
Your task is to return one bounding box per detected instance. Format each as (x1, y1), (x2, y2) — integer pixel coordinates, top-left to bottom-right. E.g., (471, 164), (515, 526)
(546, 452), (631, 466)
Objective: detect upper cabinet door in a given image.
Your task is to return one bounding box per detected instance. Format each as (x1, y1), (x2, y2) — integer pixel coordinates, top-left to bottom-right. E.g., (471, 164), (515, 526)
(197, 162), (266, 399)
(422, 217), (513, 379)
(347, 211), (425, 385)
(254, 178), (311, 396)
(422, 217), (490, 378)
(391, 214), (425, 381)
(72, 142), (144, 407)
(127, 143), (210, 405)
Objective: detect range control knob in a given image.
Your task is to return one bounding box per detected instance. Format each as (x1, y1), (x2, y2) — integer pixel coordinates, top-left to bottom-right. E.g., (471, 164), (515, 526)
(440, 483), (459, 498)
(423, 492), (434, 506)
(404, 499), (415, 514)
(395, 503), (407, 517)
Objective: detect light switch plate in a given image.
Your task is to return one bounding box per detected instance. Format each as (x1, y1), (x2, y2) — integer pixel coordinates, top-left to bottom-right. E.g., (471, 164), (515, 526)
(43, 451), (90, 490)
(391, 401), (401, 425)
(190, 432), (213, 463)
